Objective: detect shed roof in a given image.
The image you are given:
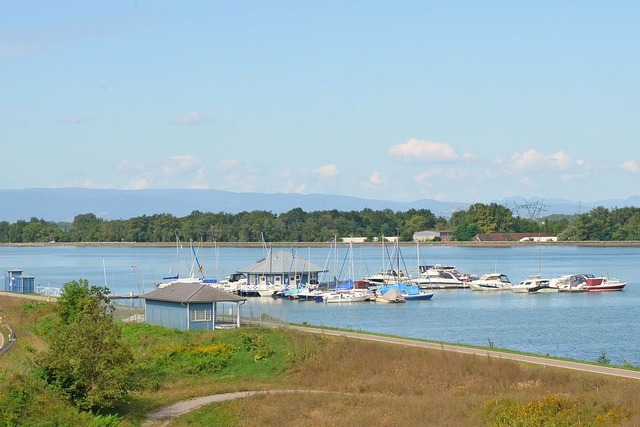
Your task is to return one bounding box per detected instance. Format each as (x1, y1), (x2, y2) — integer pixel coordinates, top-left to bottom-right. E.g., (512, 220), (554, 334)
(142, 283), (247, 303)
(236, 249), (326, 274)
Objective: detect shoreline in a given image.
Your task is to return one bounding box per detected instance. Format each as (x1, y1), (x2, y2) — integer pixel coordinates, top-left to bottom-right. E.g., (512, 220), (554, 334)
(3, 240), (640, 248)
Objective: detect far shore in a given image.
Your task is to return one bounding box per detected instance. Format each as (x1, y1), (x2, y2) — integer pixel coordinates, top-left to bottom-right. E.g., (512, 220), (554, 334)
(3, 240), (640, 248)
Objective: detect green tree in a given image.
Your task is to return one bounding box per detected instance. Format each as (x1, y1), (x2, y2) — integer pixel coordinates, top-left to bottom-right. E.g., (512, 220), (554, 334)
(452, 222), (481, 241)
(612, 211), (640, 240)
(70, 213), (103, 242)
(37, 279), (139, 412)
(22, 218), (50, 242)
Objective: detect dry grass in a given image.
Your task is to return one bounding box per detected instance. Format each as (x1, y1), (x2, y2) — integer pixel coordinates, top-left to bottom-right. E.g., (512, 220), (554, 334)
(167, 331), (640, 426)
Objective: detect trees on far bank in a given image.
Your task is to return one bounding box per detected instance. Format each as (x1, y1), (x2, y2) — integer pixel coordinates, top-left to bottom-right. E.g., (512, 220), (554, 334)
(3, 204), (640, 243)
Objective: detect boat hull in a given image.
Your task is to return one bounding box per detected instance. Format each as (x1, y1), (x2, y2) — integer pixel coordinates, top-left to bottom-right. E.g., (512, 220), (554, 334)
(584, 284), (626, 292)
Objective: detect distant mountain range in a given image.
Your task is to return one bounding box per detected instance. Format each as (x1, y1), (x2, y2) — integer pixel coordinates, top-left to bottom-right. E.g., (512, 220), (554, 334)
(1, 188), (639, 222)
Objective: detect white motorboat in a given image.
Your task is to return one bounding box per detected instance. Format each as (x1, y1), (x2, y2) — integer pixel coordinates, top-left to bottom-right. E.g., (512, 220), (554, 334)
(363, 268), (410, 286)
(511, 276), (558, 293)
(411, 268), (468, 289)
(468, 273), (512, 291)
(550, 273), (597, 292)
(321, 288), (372, 303)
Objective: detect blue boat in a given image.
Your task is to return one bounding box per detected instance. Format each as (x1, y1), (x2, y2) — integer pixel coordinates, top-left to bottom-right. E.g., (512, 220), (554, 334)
(376, 282), (434, 301)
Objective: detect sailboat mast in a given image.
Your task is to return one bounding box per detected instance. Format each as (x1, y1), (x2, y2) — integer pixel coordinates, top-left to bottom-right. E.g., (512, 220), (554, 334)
(102, 257), (107, 287)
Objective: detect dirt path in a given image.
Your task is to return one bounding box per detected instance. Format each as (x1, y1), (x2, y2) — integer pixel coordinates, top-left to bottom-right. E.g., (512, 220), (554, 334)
(143, 390), (338, 426)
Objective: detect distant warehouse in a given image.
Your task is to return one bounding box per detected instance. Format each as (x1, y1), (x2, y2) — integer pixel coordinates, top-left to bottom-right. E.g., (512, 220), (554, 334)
(474, 233), (557, 242)
(413, 230), (453, 242)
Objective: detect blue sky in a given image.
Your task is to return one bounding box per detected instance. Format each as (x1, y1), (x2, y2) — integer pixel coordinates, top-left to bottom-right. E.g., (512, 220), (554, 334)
(2, 1), (639, 204)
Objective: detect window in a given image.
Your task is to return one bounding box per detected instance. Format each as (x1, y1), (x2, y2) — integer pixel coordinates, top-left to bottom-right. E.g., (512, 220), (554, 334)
(191, 309), (212, 322)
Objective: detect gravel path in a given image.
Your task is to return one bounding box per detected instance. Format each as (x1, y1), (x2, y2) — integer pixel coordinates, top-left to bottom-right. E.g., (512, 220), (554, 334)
(143, 390), (336, 426)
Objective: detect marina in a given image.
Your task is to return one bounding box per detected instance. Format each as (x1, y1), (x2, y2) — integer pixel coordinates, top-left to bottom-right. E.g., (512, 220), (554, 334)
(1, 243), (638, 366)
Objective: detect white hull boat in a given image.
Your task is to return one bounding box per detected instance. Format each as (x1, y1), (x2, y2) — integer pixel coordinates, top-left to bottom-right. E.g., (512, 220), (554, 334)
(468, 273), (512, 291)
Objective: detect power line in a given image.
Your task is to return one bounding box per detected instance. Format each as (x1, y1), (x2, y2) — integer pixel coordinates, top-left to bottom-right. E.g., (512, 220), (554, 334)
(511, 198), (548, 221)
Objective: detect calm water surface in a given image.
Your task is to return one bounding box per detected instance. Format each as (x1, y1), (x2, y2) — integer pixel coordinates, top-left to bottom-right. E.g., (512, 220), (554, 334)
(1, 244), (638, 365)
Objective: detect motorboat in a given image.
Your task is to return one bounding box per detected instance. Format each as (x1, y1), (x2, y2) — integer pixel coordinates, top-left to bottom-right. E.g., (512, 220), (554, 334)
(211, 272), (247, 293)
(468, 273), (512, 291)
(320, 288), (373, 303)
(511, 276), (558, 293)
(550, 273), (600, 292)
(157, 275), (203, 289)
(363, 268), (410, 286)
(418, 264), (475, 282)
(411, 268), (468, 289)
(584, 277), (626, 292)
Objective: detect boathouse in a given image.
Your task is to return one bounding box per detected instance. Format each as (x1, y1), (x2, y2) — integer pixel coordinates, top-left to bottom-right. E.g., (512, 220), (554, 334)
(235, 249), (327, 296)
(4, 269), (35, 294)
(141, 283), (247, 331)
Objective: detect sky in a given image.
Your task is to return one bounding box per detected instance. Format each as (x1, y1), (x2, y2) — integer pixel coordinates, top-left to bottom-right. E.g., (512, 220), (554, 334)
(2, 1), (639, 205)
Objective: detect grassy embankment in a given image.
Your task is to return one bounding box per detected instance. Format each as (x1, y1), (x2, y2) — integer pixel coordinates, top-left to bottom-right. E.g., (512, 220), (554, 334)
(1, 294), (639, 426)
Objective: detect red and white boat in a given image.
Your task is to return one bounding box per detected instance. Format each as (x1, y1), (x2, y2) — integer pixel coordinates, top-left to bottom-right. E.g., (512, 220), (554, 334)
(583, 276), (626, 292)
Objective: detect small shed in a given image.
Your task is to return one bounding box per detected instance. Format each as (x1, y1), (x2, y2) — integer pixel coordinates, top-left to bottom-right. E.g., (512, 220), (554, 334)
(142, 283), (247, 331)
(4, 269), (35, 294)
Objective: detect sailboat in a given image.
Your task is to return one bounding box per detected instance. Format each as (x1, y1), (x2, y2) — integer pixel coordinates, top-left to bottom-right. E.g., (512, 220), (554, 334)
(156, 237), (205, 288)
(320, 240), (373, 303)
(373, 233), (434, 301)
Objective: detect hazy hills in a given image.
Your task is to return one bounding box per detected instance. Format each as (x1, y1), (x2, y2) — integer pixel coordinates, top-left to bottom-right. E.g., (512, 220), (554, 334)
(1, 188), (638, 222)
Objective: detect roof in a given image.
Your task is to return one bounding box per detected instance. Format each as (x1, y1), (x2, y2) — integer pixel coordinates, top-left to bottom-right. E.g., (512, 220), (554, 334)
(236, 249), (326, 274)
(142, 283), (247, 303)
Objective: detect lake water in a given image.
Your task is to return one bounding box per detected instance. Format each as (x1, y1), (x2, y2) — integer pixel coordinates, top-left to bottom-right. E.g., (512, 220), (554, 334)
(1, 244), (638, 365)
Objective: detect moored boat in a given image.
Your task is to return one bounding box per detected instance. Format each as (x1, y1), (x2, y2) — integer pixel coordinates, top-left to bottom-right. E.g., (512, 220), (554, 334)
(375, 287), (406, 303)
(468, 273), (512, 291)
(376, 282), (434, 301)
(584, 277), (626, 292)
(550, 273), (606, 293)
(511, 276), (558, 293)
(411, 268), (468, 289)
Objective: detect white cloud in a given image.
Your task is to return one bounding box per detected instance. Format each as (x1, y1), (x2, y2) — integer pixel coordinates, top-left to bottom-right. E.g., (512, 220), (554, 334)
(389, 138), (459, 163)
(369, 171), (386, 186)
(620, 160), (639, 174)
(415, 170), (437, 184)
(172, 112), (210, 125)
(117, 160), (146, 172)
(283, 180), (307, 193)
(317, 164), (339, 178)
(81, 179), (98, 188)
(511, 149), (548, 171)
(189, 167), (209, 189)
(168, 155), (201, 170)
(125, 178), (149, 190)
(511, 149), (582, 171)
(219, 159), (239, 172)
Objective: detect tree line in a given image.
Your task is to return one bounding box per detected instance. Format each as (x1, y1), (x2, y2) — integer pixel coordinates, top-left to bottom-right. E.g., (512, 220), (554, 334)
(2, 203), (640, 243)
